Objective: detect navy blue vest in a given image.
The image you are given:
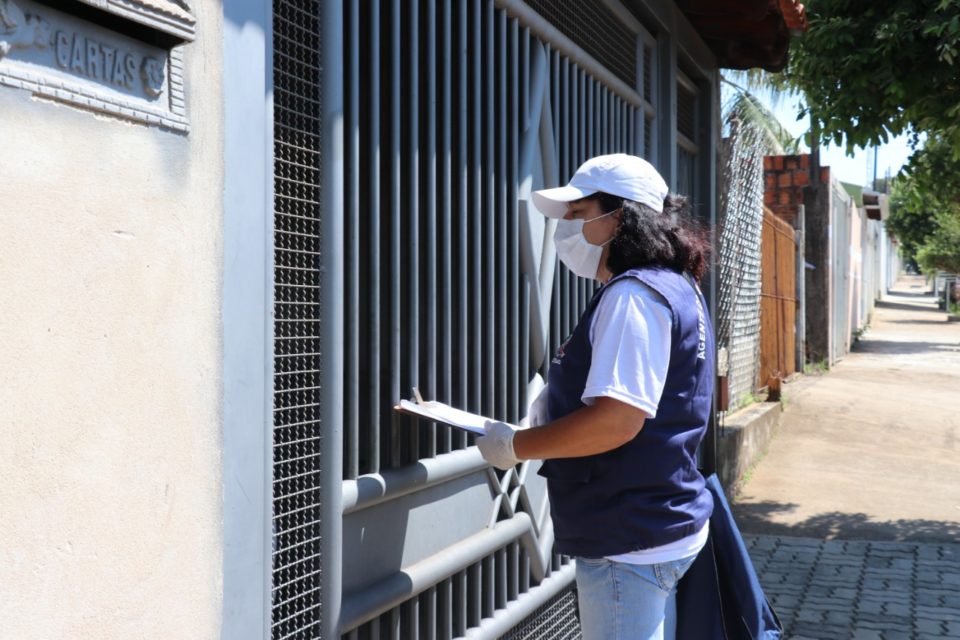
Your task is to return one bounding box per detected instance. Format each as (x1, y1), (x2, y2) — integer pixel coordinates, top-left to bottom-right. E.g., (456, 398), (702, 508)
(539, 267), (715, 558)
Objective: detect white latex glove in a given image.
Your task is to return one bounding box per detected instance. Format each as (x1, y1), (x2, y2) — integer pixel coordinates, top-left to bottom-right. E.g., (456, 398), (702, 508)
(526, 384), (550, 428)
(477, 420), (521, 470)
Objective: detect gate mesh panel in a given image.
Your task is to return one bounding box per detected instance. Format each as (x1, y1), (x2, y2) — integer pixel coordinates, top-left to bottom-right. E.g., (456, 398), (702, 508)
(501, 587), (582, 640)
(272, 0), (323, 638)
(716, 101), (767, 413)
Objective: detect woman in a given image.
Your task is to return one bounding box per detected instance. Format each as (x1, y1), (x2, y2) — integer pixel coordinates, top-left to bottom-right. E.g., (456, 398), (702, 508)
(477, 153), (716, 640)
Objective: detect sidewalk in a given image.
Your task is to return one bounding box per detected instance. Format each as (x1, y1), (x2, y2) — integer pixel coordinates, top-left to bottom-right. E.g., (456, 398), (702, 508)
(732, 275), (960, 639)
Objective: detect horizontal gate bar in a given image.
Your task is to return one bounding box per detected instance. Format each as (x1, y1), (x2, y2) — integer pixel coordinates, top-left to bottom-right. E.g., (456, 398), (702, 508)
(342, 448), (487, 514)
(340, 512), (548, 632)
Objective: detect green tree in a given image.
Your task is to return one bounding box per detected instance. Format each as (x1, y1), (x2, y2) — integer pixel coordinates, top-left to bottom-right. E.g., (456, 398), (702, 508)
(886, 135), (960, 272)
(915, 212), (960, 274)
(785, 1), (960, 152)
(886, 184), (939, 261)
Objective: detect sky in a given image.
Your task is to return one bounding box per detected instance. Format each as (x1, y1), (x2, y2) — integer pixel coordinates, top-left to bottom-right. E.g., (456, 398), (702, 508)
(748, 90), (917, 189)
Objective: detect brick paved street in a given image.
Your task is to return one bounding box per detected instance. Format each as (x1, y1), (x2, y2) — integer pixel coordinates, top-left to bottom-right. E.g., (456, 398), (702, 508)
(744, 535), (960, 639)
(733, 278), (960, 639)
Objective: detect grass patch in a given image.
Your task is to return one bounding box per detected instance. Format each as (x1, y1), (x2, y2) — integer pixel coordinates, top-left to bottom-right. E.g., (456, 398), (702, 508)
(805, 359), (829, 375)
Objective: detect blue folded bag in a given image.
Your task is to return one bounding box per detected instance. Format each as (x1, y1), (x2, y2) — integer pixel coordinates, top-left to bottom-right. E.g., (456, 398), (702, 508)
(676, 473), (782, 639)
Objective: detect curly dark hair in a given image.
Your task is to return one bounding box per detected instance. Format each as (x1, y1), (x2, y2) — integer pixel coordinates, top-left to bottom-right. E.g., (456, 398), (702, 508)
(583, 192), (711, 282)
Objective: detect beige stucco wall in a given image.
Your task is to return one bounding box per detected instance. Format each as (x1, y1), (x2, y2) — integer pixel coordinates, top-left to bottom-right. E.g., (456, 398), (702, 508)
(0, 3), (223, 638)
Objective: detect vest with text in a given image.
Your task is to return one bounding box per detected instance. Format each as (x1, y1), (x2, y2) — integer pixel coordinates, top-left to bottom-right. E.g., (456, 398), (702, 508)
(539, 266), (715, 558)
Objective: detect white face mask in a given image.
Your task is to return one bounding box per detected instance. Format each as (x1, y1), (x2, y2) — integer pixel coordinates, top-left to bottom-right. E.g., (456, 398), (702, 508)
(553, 209), (617, 279)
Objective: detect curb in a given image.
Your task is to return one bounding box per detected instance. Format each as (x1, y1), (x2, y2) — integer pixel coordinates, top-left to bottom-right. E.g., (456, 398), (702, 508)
(717, 400), (782, 501)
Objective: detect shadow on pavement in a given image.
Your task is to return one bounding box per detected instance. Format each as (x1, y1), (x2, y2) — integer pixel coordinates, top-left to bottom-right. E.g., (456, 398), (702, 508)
(852, 339), (960, 355)
(875, 300), (938, 313)
(885, 289), (933, 298)
(884, 318), (952, 325)
(732, 499), (960, 543)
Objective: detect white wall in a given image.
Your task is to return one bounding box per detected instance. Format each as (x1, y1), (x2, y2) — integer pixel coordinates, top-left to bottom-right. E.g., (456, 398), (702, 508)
(0, 3), (223, 638)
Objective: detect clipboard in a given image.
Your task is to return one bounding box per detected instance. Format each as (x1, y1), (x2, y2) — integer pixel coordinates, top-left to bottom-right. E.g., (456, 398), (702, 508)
(394, 389), (505, 436)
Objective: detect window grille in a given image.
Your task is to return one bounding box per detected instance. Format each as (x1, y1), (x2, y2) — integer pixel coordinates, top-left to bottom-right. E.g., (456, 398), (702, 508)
(525, 0), (637, 89)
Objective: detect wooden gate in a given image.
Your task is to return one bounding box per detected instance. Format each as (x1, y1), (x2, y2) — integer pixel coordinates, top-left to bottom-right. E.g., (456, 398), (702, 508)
(759, 207), (797, 388)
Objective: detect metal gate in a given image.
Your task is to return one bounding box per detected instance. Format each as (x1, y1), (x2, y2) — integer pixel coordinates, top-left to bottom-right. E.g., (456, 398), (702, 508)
(267, 1), (718, 637)
(830, 185), (852, 363)
(758, 208), (797, 387)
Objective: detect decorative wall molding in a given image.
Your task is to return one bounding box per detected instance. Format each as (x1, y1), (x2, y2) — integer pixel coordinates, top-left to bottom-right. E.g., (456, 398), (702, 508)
(0, 0), (189, 132)
(72, 0), (196, 43)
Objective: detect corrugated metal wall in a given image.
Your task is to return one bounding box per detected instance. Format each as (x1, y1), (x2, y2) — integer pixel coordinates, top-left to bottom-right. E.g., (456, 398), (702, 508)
(268, 1), (717, 637)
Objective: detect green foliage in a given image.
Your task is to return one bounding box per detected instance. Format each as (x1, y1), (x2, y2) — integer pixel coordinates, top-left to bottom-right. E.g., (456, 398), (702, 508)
(916, 212), (960, 274)
(784, 1), (960, 152)
(886, 182), (940, 259)
(721, 85), (801, 154)
(886, 135), (960, 271)
(805, 359), (830, 374)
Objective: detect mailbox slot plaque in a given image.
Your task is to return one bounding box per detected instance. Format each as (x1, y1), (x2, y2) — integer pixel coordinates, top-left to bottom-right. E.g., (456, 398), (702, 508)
(0, 0), (193, 131)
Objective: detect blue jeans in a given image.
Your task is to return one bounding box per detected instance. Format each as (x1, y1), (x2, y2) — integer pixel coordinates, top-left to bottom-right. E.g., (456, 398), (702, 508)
(575, 553), (698, 640)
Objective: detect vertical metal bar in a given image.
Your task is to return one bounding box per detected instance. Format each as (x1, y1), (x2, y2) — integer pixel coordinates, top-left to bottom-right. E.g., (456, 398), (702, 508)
(508, 542), (519, 601)
(508, 16), (519, 423)
(520, 549), (530, 594)
(583, 69), (590, 160)
(320, 0), (345, 636)
(521, 27), (529, 147)
(601, 83), (608, 154)
(440, 578), (453, 640)
(470, 0), (482, 415)
(424, 586), (437, 640)
(657, 32), (677, 189)
(495, 547), (507, 610)
(545, 51), (566, 182)
(607, 90), (613, 152)
(520, 276), (529, 416)
(345, 0), (360, 479)
(573, 64), (580, 175)
(468, 562), (481, 629)
(388, 0), (402, 469)
(455, 570), (467, 637)
(425, 0), (438, 456)
(407, 0), (421, 463)
(620, 98), (626, 152)
(496, 8), (508, 421)
(559, 53), (567, 182)
(482, 554), (494, 619)
(407, 598), (419, 640)
(366, 0), (382, 473)
(389, 606), (400, 640)
(439, 0), (453, 453)
(455, 0), (468, 449)
(483, 0), (495, 418)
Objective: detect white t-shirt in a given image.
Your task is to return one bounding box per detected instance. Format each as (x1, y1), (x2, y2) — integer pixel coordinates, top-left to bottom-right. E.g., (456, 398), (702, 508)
(577, 277), (708, 564)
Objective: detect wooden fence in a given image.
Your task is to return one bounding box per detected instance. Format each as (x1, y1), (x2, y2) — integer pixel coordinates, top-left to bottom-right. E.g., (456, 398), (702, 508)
(759, 207), (797, 388)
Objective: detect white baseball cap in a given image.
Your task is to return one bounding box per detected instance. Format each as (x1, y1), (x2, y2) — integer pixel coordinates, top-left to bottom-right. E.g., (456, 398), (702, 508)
(531, 153), (669, 218)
